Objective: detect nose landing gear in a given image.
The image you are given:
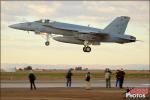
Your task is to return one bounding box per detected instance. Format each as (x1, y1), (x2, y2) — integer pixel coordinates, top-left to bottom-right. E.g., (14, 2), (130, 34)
(45, 33), (50, 46)
(45, 41), (50, 46)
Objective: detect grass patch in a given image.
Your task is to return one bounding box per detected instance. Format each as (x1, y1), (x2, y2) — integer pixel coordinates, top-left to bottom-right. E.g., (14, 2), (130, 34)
(1, 70), (150, 80)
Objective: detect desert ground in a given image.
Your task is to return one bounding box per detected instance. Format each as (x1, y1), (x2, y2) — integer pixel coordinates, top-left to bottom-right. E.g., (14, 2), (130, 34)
(1, 87), (150, 100)
(0, 87), (130, 100)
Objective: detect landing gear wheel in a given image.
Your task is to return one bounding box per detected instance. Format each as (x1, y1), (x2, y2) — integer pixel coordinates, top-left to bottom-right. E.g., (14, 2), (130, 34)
(83, 47), (87, 52)
(83, 46), (91, 52)
(86, 46), (91, 52)
(45, 41), (50, 46)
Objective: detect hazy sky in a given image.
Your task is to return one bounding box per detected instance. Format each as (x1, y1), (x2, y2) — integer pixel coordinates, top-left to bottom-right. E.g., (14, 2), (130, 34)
(1, 1), (149, 65)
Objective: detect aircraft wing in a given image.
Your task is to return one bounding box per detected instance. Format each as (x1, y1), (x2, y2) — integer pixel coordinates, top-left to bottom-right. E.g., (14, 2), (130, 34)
(43, 24), (109, 37)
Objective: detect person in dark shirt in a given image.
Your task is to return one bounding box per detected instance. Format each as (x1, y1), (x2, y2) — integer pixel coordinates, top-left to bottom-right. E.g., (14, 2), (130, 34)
(66, 69), (73, 87)
(118, 68), (125, 88)
(115, 69), (120, 87)
(85, 72), (91, 89)
(28, 71), (36, 90)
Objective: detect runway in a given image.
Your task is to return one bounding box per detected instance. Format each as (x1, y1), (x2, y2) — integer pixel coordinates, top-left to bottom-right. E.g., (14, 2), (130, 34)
(1, 80), (150, 88)
(1, 80), (150, 100)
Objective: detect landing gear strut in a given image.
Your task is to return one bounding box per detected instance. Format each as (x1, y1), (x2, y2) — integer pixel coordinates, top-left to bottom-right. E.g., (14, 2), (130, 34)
(83, 40), (91, 52)
(45, 33), (50, 46)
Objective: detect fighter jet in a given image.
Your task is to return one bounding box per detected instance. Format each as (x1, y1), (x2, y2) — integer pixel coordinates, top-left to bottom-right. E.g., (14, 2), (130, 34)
(9, 16), (136, 52)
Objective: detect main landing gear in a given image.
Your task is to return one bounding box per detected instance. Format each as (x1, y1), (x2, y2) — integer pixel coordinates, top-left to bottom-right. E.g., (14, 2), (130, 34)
(83, 41), (91, 52)
(83, 46), (91, 52)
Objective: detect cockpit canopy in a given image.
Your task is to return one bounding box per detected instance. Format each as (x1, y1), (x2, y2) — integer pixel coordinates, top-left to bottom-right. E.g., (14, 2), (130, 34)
(34, 19), (54, 23)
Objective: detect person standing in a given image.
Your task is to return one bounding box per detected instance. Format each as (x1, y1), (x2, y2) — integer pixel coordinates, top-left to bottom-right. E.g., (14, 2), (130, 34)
(105, 68), (112, 88)
(118, 68), (125, 88)
(66, 69), (73, 87)
(85, 72), (91, 90)
(28, 70), (36, 90)
(115, 69), (120, 87)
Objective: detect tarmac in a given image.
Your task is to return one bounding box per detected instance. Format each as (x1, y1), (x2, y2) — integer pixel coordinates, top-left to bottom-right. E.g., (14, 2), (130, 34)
(1, 80), (150, 100)
(1, 80), (150, 88)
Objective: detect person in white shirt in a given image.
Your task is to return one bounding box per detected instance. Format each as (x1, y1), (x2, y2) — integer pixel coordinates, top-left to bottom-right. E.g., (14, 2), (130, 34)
(105, 68), (112, 88)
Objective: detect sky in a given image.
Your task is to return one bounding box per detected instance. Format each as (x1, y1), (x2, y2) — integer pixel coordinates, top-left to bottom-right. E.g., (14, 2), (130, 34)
(1, 1), (149, 66)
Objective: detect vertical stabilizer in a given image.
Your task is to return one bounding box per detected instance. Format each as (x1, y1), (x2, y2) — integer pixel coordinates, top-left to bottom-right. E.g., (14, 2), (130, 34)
(103, 16), (130, 34)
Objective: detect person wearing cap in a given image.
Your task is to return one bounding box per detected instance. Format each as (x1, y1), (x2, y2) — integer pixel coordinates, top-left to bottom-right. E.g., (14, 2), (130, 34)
(28, 70), (36, 90)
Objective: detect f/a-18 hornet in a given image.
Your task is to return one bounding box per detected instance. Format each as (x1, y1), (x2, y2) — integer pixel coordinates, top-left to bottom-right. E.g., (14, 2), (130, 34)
(9, 16), (136, 52)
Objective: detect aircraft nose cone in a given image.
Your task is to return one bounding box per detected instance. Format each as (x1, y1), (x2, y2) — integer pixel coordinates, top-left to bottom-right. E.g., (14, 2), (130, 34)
(8, 25), (14, 28)
(8, 24), (19, 29)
